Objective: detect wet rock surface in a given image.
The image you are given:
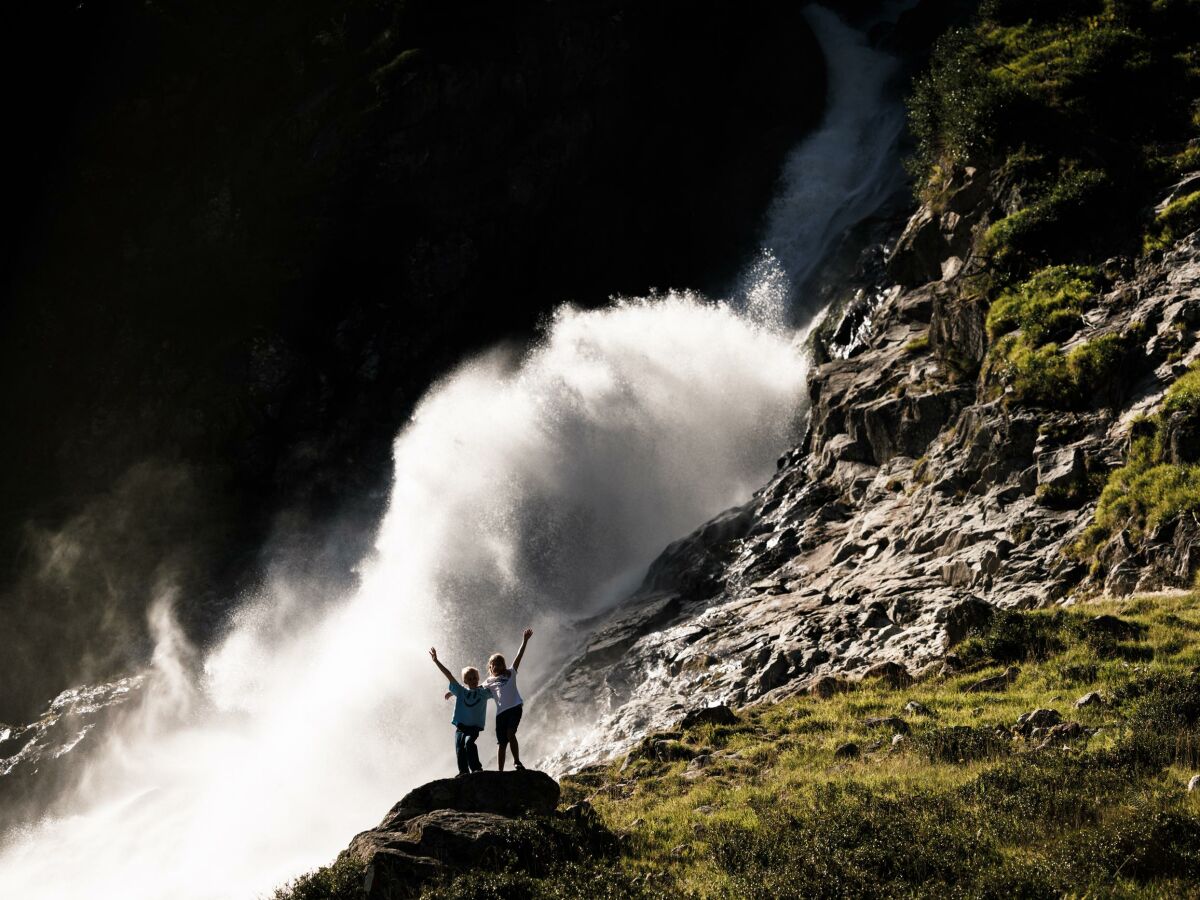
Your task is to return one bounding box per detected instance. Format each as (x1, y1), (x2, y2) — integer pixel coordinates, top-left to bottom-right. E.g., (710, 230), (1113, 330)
(0, 676), (145, 832)
(537, 169), (1200, 770)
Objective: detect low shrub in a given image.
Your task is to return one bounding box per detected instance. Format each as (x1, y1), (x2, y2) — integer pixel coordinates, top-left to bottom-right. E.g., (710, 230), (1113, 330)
(1146, 190), (1200, 253)
(985, 264), (1099, 343)
(426, 863), (669, 900)
(913, 725), (1012, 763)
(1051, 806), (1200, 886)
(956, 608), (1071, 665)
(985, 328), (1139, 409)
(708, 784), (1007, 899)
(270, 855), (365, 900)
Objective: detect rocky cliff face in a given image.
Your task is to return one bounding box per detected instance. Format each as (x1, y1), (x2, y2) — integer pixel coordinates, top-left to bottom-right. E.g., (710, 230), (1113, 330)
(538, 165), (1200, 770)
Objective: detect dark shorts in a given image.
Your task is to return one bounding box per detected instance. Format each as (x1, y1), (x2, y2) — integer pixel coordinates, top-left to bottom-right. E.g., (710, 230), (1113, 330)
(495, 704), (523, 743)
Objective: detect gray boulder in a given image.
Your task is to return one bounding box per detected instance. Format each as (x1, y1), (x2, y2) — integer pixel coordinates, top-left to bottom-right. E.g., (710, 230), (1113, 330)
(679, 704), (739, 730)
(348, 771), (612, 899)
(382, 769), (559, 825)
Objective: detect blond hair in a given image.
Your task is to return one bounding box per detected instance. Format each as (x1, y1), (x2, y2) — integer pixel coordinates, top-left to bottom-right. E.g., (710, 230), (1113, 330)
(461, 666), (480, 686)
(488, 653), (507, 675)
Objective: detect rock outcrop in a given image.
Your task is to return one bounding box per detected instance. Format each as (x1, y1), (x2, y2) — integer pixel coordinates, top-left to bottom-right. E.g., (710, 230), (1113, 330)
(344, 770), (613, 898)
(537, 165), (1200, 771)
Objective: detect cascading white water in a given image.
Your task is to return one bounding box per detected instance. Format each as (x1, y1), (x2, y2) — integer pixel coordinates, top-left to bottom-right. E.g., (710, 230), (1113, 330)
(738, 3), (909, 314)
(0, 6), (911, 898)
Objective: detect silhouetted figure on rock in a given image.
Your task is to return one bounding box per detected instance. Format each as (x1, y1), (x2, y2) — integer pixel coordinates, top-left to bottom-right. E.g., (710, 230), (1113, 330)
(428, 648), (491, 775)
(484, 628), (533, 771)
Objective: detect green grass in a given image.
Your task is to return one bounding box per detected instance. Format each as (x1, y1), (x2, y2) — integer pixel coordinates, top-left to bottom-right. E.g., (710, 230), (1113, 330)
(904, 334), (931, 354)
(1146, 190), (1200, 253)
(540, 595), (1200, 899)
(270, 855), (365, 900)
(273, 596), (1200, 899)
(1165, 362), (1200, 418)
(909, 0), (1200, 278)
(1077, 363), (1200, 556)
(985, 264), (1099, 343)
(978, 264), (1145, 409)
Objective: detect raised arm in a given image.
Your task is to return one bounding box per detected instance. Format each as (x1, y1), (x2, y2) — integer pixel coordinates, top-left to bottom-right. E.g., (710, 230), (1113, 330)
(429, 647), (458, 685)
(512, 628), (533, 671)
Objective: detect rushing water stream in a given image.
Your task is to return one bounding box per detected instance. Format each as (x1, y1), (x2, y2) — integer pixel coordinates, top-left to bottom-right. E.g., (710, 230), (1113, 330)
(0, 5), (910, 897)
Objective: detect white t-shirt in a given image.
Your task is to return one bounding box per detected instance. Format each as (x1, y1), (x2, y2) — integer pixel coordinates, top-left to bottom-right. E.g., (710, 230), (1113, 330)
(484, 668), (523, 712)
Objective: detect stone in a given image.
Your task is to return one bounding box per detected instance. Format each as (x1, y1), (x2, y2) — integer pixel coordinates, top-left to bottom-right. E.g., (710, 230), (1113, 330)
(964, 666), (1020, 694)
(1036, 447), (1083, 490)
(1074, 691), (1104, 709)
(687, 754), (713, 772)
(834, 741), (861, 759)
(887, 206), (945, 287)
(904, 700), (934, 716)
(810, 675), (851, 699)
(679, 704), (739, 730)
(861, 661), (913, 687)
(862, 716), (911, 735)
(756, 652), (794, 693)
(1014, 709), (1063, 737)
(350, 771), (612, 900)
(382, 770), (559, 826)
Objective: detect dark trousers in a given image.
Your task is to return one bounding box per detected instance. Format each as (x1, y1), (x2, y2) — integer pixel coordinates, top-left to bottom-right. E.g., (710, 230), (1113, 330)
(455, 725), (483, 773)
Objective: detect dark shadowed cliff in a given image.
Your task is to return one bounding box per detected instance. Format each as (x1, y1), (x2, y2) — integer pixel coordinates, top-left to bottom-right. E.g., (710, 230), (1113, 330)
(0, 0), (825, 719)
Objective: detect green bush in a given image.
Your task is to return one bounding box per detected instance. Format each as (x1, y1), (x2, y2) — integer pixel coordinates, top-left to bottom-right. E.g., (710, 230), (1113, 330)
(980, 0), (1104, 27)
(907, 28), (1019, 178)
(1147, 190), (1200, 252)
(708, 784), (1008, 899)
(1164, 361), (1200, 419)
(908, 0), (1200, 272)
(985, 326), (1138, 410)
(985, 264), (1099, 342)
(270, 855), (365, 900)
(1076, 362), (1200, 556)
(1087, 440), (1200, 543)
(980, 168), (1112, 275)
(956, 608), (1070, 665)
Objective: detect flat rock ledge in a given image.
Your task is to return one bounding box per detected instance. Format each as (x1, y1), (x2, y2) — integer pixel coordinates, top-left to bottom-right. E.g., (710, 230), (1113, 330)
(344, 770), (613, 899)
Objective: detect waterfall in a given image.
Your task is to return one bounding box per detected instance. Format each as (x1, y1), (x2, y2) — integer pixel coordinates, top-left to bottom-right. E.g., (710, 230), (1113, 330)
(0, 6), (911, 898)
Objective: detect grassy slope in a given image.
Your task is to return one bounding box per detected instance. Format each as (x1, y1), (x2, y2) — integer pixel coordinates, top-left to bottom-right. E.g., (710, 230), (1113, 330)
(543, 594), (1200, 899)
(279, 593), (1200, 899)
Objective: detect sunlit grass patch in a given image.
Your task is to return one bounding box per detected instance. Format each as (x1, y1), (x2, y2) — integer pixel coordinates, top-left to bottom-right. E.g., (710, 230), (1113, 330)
(552, 593), (1200, 899)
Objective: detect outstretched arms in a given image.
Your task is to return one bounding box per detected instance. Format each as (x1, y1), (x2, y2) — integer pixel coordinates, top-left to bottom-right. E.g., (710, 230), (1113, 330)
(512, 628), (533, 671)
(429, 647), (458, 685)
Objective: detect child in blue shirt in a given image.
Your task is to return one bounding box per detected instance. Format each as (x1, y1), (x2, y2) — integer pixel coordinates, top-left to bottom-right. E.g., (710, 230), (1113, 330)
(428, 647), (491, 775)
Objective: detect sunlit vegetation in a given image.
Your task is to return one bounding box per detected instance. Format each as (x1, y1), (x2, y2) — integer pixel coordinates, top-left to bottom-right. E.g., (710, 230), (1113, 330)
(910, 0), (1200, 279)
(398, 596), (1200, 898)
(979, 265), (1141, 408)
(269, 595), (1200, 898)
(1146, 190), (1200, 253)
(1076, 362), (1200, 557)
